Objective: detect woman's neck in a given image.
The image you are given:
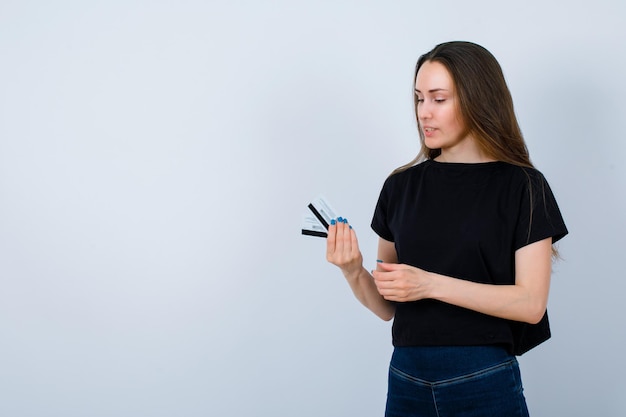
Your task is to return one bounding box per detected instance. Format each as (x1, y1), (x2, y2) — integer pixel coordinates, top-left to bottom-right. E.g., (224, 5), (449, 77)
(435, 145), (496, 163)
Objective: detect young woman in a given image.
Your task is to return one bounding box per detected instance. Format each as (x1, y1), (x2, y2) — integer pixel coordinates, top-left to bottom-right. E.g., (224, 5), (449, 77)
(325, 41), (568, 416)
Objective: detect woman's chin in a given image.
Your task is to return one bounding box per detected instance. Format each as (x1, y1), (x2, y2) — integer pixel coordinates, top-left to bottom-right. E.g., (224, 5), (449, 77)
(424, 138), (441, 150)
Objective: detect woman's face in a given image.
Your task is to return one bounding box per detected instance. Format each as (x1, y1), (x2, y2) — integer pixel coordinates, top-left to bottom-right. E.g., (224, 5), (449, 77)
(415, 60), (474, 157)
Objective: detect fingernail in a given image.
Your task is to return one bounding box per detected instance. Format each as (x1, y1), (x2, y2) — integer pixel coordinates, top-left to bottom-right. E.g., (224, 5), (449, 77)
(337, 217), (344, 222)
(343, 218), (348, 224)
(349, 225), (352, 229)
(376, 259), (383, 263)
(330, 219), (336, 225)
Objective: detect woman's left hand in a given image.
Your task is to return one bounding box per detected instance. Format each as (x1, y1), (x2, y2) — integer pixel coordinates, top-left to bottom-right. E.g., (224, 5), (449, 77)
(372, 262), (434, 302)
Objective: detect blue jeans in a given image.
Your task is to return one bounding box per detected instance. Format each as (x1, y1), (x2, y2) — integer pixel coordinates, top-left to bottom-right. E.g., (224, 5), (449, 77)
(385, 346), (530, 417)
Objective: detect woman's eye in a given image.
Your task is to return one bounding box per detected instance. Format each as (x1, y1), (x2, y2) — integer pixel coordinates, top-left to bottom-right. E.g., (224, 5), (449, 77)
(415, 96), (445, 103)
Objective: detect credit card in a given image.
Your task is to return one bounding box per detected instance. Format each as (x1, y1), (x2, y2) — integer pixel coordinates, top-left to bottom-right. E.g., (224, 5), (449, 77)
(301, 195), (338, 238)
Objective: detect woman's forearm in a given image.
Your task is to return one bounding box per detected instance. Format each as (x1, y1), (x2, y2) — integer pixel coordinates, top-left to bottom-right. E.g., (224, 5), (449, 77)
(343, 265), (395, 321)
(430, 239), (553, 324)
(429, 273), (548, 324)
(374, 238), (552, 324)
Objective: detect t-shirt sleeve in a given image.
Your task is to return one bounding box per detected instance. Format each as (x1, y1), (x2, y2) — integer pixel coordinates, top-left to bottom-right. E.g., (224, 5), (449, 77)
(514, 169), (568, 250)
(371, 175), (395, 242)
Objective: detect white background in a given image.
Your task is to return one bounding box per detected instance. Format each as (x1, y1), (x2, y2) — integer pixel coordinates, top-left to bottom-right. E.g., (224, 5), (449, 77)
(1, 1), (625, 416)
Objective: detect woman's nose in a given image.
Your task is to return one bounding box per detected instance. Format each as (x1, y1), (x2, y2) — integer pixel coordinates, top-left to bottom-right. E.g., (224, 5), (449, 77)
(418, 103), (432, 120)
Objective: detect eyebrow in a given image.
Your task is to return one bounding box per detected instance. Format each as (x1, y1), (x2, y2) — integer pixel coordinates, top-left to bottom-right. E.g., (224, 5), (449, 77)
(414, 88), (449, 93)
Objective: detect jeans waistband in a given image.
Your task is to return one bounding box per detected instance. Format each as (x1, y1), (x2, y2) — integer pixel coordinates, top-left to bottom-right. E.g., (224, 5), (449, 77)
(390, 345), (515, 382)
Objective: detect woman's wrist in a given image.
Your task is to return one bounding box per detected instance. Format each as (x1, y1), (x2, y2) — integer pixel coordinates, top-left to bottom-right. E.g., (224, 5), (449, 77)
(424, 270), (443, 300)
(341, 263), (366, 282)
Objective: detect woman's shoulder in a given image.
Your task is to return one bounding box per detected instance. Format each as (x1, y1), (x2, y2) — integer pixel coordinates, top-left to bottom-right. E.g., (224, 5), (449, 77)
(387, 159), (431, 180)
(500, 163), (548, 185)
(375, 161), (428, 198)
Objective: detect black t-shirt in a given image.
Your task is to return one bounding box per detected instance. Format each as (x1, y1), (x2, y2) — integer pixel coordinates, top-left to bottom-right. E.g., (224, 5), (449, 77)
(371, 159), (568, 350)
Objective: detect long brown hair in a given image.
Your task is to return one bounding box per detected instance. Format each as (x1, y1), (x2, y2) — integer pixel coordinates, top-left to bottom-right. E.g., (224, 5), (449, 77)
(393, 41), (534, 174)
(394, 41), (561, 258)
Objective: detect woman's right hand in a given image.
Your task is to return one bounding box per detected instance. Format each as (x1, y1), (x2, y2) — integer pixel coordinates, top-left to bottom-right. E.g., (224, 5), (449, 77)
(326, 217), (363, 277)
